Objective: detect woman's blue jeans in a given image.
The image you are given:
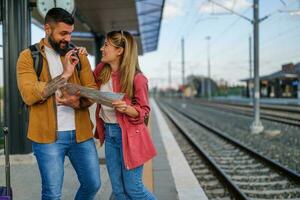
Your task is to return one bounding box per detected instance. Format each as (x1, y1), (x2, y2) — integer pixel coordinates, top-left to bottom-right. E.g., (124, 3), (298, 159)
(32, 130), (101, 200)
(104, 123), (156, 200)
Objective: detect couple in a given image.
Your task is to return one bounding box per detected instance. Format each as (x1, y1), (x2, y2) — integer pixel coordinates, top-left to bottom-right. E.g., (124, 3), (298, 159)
(16, 8), (157, 200)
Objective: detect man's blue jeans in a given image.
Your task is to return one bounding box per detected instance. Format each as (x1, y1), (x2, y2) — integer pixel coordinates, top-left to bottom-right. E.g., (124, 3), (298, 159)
(32, 130), (101, 200)
(104, 123), (156, 200)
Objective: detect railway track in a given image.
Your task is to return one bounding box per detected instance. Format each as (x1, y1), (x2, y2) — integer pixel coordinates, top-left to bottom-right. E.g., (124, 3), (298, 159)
(187, 99), (300, 127)
(158, 99), (300, 200)
(160, 104), (235, 200)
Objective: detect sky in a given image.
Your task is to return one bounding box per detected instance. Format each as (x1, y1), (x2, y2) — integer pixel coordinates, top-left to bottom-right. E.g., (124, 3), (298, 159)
(1, 0), (300, 89)
(139, 0), (300, 89)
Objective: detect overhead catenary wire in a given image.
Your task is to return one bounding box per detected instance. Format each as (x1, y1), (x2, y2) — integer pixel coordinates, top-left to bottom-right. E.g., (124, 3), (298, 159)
(203, 0), (299, 67)
(261, 24), (300, 49)
(156, 0), (300, 87)
(207, 0), (297, 56)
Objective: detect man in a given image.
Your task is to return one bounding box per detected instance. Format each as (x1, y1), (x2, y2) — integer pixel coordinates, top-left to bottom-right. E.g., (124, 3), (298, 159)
(16, 8), (100, 200)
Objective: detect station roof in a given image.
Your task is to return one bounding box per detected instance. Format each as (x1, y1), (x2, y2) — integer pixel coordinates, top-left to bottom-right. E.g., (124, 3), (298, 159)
(241, 62), (300, 82)
(241, 71), (298, 82)
(260, 71), (298, 80)
(31, 0), (165, 55)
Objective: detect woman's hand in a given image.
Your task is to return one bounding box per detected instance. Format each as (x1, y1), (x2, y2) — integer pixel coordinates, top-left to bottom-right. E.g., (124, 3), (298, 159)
(76, 47), (88, 56)
(62, 49), (79, 79)
(112, 100), (128, 113)
(112, 100), (139, 117)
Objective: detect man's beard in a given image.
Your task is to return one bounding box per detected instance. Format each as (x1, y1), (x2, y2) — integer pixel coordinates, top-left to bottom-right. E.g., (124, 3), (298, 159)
(48, 34), (70, 56)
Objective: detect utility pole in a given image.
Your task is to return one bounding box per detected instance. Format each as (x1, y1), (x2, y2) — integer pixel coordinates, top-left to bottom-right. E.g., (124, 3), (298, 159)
(168, 61), (172, 89)
(206, 36), (212, 100)
(250, 0), (264, 134)
(181, 38), (185, 87)
(208, 0), (265, 133)
(249, 35), (253, 98)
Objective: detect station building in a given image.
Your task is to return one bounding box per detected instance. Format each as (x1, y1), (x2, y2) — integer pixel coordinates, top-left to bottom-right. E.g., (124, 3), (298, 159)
(242, 62), (300, 99)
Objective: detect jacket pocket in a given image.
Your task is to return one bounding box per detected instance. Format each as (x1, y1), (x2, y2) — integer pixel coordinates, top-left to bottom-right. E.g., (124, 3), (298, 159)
(128, 124), (145, 137)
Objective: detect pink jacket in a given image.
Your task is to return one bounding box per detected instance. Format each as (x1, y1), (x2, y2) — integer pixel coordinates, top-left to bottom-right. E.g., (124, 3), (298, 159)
(93, 63), (157, 170)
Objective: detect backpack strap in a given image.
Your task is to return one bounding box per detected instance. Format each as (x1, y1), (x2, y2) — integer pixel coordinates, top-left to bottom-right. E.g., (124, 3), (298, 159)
(29, 43), (43, 80)
(29, 43), (82, 80)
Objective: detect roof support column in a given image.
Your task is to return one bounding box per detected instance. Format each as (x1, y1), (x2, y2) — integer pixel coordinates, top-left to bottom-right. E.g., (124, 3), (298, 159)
(94, 35), (105, 66)
(3, 0), (32, 154)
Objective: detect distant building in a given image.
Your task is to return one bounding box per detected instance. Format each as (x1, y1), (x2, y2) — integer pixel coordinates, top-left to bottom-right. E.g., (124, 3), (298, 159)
(185, 75), (218, 97)
(241, 62), (300, 99)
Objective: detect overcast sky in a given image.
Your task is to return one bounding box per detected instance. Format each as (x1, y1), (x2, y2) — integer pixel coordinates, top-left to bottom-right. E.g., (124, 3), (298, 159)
(0, 0), (299, 89)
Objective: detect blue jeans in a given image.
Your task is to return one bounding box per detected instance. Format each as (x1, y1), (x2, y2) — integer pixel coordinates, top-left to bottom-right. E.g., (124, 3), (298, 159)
(32, 130), (101, 200)
(104, 123), (156, 200)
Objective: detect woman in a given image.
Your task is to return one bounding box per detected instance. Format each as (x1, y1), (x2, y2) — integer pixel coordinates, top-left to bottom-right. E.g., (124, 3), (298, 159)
(93, 30), (157, 200)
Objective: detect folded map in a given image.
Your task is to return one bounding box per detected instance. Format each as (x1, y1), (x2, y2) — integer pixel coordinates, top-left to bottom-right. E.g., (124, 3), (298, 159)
(62, 83), (125, 107)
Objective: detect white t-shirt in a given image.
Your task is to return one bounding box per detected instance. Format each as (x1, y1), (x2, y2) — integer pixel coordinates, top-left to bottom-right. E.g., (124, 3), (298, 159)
(44, 46), (75, 131)
(99, 78), (117, 123)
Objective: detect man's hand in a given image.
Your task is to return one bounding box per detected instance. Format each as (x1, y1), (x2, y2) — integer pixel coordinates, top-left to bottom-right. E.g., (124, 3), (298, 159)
(42, 76), (67, 99)
(62, 49), (79, 79)
(56, 89), (80, 109)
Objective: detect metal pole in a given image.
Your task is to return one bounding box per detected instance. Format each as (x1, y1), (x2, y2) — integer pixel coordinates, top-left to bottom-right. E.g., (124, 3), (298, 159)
(3, 0), (32, 153)
(206, 36), (211, 100)
(181, 38), (185, 87)
(3, 127), (10, 190)
(249, 35), (252, 98)
(250, 0), (264, 134)
(168, 61), (172, 89)
(201, 78), (205, 97)
(297, 59), (300, 99)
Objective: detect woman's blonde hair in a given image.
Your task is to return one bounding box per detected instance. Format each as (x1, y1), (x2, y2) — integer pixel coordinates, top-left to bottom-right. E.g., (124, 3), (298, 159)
(98, 30), (141, 98)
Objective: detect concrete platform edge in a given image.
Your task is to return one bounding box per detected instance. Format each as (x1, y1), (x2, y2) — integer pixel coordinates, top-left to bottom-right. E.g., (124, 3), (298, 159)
(151, 98), (208, 200)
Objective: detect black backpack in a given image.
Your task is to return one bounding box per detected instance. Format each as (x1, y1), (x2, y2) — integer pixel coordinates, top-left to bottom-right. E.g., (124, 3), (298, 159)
(28, 43), (81, 80)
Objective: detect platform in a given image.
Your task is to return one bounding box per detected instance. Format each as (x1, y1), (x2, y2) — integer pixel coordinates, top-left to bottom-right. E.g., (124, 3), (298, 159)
(0, 98), (207, 200)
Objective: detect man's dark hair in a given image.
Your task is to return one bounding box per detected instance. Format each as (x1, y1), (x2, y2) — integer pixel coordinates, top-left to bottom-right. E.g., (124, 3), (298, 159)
(45, 7), (74, 25)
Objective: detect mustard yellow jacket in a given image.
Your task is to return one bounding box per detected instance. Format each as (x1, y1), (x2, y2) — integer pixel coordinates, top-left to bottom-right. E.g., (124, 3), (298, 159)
(16, 39), (97, 143)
